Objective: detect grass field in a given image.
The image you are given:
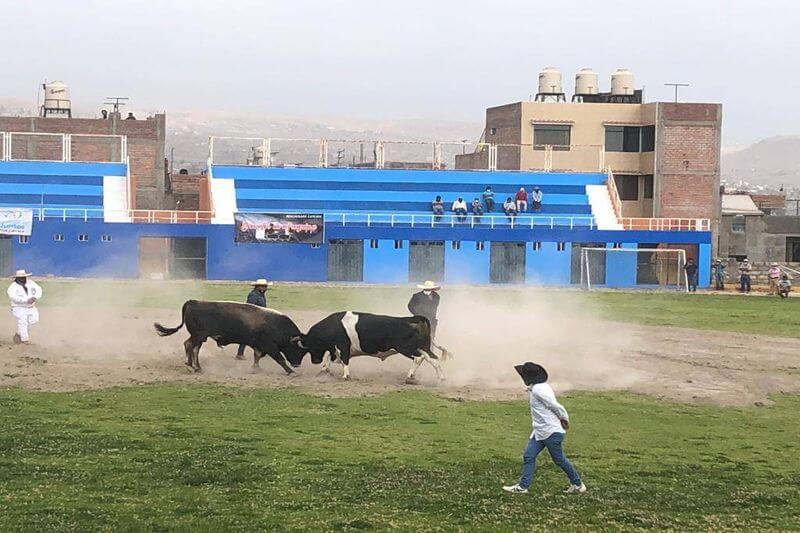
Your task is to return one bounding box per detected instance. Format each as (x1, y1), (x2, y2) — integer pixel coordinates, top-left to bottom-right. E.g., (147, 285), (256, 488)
(40, 279), (800, 338)
(0, 385), (798, 531)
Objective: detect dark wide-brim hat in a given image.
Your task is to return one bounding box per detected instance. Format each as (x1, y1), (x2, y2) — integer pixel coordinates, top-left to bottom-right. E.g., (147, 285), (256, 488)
(514, 362), (548, 385)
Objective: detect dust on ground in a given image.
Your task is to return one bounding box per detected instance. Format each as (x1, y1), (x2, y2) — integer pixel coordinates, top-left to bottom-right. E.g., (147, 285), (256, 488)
(1, 298), (798, 406)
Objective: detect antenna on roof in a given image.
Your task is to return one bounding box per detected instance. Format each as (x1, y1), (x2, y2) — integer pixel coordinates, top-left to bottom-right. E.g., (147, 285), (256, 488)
(104, 96), (129, 113)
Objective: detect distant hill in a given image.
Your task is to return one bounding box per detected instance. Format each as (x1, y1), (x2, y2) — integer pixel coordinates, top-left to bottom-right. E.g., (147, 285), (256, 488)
(722, 136), (800, 187)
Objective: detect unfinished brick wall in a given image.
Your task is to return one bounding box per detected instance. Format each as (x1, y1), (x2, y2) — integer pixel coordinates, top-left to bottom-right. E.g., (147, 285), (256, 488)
(655, 103), (722, 220)
(169, 173), (203, 210)
(0, 113), (167, 209)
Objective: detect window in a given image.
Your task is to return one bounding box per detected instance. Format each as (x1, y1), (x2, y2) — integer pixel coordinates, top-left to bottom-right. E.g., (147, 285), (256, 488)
(605, 125), (655, 152)
(641, 126), (655, 152)
(78, 234), (89, 242)
(101, 234), (113, 242)
(557, 242), (566, 252)
(533, 124), (571, 151)
(617, 175), (639, 201)
(310, 243), (321, 249)
(612, 242), (622, 249)
(369, 239), (378, 249)
(451, 241), (461, 250)
(394, 240), (403, 249)
(18, 236), (29, 244)
(489, 127), (497, 135)
(643, 175), (654, 199)
(54, 234), (64, 242)
(532, 242), (542, 251)
(476, 241), (485, 251)
(731, 216), (746, 233)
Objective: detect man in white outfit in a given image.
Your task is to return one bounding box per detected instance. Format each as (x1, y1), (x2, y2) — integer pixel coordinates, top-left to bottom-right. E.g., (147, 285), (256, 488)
(7, 269), (42, 344)
(503, 362), (586, 494)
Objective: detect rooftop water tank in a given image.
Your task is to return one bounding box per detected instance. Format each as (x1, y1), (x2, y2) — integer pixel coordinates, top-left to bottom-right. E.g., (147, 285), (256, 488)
(610, 68), (635, 96)
(42, 81), (71, 114)
(538, 67), (563, 95)
(574, 68), (599, 96)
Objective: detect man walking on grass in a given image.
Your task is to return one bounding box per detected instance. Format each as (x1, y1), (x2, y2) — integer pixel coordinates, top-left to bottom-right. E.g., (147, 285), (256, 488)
(503, 362), (586, 495)
(7, 269), (42, 344)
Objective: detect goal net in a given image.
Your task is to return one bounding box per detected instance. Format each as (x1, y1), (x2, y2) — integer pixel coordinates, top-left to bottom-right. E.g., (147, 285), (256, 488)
(580, 247), (688, 291)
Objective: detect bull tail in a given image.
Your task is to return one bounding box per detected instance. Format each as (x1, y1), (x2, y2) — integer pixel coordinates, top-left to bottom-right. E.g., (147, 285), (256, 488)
(154, 301), (190, 337)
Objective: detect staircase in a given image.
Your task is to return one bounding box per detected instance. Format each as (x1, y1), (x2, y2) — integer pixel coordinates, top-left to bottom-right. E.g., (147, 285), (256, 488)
(210, 177), (237, 224)
(586, 184), (622, 230)
(103, 175), (131, 222)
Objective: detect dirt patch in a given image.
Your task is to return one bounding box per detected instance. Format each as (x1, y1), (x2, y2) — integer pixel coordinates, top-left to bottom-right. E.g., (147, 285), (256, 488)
(0, 302), (798, 406)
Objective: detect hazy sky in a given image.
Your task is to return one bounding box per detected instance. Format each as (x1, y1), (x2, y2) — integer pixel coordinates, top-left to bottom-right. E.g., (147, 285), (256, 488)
(3, 0), (799, 144)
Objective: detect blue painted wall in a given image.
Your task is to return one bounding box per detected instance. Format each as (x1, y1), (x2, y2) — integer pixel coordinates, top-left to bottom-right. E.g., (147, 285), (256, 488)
(525, 242), (572, 285)
(363, 239), (409, 283)
(444, 241), (490, 284)
(10, 218), (712, 286)
(605, 243), (639, 287)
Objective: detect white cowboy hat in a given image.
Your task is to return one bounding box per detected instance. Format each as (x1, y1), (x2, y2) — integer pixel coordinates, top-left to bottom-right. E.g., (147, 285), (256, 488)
(251, 278), (273, 287)
(417, 280), (441, 290)
(11, 269), (31, 278)
(771, 262), (779, 266)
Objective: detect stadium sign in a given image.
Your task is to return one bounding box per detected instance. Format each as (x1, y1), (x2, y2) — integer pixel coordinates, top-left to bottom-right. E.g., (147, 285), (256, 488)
(0, 208), (33, 236)
(234, 212), (324, 244)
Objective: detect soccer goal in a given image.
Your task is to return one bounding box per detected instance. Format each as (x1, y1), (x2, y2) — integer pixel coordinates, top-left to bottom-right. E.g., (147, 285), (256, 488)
(580, 247), (689, 291)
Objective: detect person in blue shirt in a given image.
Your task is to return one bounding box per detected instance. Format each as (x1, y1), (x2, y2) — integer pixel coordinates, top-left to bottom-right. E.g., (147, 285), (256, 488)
(235, 278), (271, 359)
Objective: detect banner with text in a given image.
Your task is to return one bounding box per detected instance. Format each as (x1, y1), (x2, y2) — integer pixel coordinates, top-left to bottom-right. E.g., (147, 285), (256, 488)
(234, 212), (324, 244)
(0, 208), (33, 236)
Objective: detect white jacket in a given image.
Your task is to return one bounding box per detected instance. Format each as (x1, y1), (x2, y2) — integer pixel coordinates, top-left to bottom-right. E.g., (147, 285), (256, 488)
(528, 383), (569, 441)
(7, 280), (43, 308)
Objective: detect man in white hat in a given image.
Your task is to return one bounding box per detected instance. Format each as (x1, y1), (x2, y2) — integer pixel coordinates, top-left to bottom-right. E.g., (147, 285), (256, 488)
(7, 269), (42, 344)
(408, 280), (441, 340)
(236, 279), (272, 359)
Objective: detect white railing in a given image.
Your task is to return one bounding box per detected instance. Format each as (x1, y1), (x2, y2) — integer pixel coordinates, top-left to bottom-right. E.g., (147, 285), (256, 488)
(322, 212), (597, 230)
(606, 167), (623, 221)
(0, 131), (127, 163)
(27, 208), (213, 224)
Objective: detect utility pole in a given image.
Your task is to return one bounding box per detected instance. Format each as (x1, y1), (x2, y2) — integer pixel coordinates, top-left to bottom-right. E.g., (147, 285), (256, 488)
(664, 83), (689, 103)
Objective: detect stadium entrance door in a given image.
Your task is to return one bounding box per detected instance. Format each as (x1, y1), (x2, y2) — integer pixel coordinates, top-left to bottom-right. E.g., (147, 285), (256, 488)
(571, 243), (606, 284)
(490, 242), (525, 283)
(409, 241), (444, 282)
(327, 239), (364, 281)
(0, 236), (11, 276)
(138, 237), (207, 280)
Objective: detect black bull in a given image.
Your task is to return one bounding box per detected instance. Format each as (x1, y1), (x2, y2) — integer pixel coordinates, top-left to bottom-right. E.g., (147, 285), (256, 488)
(296, 311), (451, 382)
(154, 300), (305, 373)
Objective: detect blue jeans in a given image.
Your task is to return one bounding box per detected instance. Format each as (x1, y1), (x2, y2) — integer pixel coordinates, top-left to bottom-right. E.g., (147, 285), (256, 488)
(518, 432), (581, 489)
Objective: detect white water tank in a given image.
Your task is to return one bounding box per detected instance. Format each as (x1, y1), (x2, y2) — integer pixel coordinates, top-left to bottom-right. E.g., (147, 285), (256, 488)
(538, 67), (563, 95)
(610, 68), (635, 96)
(42, 81), (71, 112)
(574, 68), (599, 96)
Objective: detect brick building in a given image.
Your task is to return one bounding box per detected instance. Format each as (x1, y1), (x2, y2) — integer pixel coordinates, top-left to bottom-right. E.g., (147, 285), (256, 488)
(0, 112), (167, 209)
(456, 89), (723, 246)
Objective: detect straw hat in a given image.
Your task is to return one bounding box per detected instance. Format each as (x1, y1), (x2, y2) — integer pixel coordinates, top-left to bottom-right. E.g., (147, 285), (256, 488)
(416, 280), (441, 291)
(11, 269), (31, 278)
(251, 278), (273, 287)
(771, 262), (779, 267)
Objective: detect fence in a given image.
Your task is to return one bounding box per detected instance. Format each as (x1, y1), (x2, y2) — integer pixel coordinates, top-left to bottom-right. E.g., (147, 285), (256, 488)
(0, 132), (127, 163)
(322, 212), (597, 229)
(26, 208), (213, 224)
(619, 218), (711, 231)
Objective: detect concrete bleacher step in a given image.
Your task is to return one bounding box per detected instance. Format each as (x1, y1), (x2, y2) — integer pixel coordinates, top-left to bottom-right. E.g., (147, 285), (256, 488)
(103, 176), (131, 222)
(586, 184), (623, 230)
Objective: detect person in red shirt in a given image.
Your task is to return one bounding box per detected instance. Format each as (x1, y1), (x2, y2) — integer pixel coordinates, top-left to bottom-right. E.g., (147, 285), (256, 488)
(515, 187), (528, 212)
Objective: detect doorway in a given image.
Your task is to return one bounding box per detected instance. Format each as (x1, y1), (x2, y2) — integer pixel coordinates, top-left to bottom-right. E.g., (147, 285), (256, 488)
(139, 237), (207, 280)
(490, 242), (525, 283)
(327, 239), (364, 282)
(409, 241), (445, 282)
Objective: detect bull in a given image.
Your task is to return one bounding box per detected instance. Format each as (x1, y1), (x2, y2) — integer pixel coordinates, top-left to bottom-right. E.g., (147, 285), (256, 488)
(154, 300), (305, 374)
(294, 311), (449, 383)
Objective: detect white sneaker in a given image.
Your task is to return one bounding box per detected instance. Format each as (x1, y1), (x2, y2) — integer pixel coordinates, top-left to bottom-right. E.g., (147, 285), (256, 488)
(502, 484), (529, 494)
(565, 483), (587, 494)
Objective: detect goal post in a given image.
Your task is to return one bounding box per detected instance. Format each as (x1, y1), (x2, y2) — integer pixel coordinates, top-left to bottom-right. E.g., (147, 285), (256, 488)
(580, 247), (688, 291)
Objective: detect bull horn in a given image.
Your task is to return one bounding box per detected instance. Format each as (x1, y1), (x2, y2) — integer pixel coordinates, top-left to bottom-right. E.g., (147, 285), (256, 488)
(291, 335), (307, 349)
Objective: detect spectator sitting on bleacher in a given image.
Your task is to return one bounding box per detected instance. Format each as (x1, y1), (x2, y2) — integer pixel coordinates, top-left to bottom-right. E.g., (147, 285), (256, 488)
(515, 187), (528, 212)
(503, 197), (517, 220)
(483, 186), (495, 212)
(472, 198), (484, 222)
(531, 186), (543, 212)
(432, 196), (444, 222)
(452, 197), (468, 222)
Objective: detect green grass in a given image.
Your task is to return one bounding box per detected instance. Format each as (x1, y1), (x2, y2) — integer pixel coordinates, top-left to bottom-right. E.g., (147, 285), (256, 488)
(0, 385), (797, 531)
(39, 279), (800, 338)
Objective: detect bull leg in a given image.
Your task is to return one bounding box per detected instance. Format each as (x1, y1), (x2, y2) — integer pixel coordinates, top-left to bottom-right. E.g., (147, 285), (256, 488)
(265, 350), (294, 375)
(318, 351), (332, 375)
(422, 351), (445, 381)
(335, 346), (351, 380)
(405, 356), (425, 384)
(252, 349), (264, 372)
(183, 338), (195, 371)
(191, 342), (202, 373)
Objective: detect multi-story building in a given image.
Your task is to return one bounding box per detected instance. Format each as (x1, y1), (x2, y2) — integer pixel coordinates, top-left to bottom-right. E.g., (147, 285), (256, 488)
(456, 68), (722, 235)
